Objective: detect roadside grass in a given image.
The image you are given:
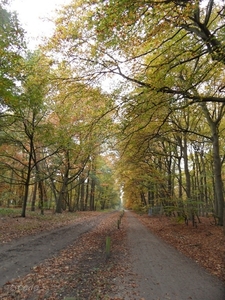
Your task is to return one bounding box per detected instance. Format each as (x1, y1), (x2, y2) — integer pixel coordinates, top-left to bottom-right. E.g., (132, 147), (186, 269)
(0, 207), (19, 216)
(0, 207), (79, 221)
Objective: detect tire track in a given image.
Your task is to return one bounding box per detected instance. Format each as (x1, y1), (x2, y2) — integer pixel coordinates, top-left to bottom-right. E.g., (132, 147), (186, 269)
(0, 213), (110, 287)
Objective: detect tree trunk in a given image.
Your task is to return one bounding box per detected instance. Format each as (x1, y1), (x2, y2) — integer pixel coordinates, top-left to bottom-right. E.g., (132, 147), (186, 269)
(38, 180), (47, 215)
(84, 175), (89, 210)
(183, 133), (191, 199)
(200, 103), (224, 226)
(21, 145), (33, 217)
(31, 181), (38, 211)
(90, 177), (96, 211)
(80, 175), (85, 211)
(211, 127), (224, 225)
(200, 150), (209, 216)
(56, 172), (69, 213)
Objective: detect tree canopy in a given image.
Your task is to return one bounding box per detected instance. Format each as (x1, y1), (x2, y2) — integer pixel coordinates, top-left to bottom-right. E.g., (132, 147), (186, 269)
(0, 1), (26, 108)
(0, 0), (225, 225)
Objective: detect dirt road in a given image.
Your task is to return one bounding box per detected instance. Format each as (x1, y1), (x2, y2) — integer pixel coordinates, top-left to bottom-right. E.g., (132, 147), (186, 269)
(126, 211), (225, 300)
(0, 211), (224, 299)
(0, 213), (108, 287)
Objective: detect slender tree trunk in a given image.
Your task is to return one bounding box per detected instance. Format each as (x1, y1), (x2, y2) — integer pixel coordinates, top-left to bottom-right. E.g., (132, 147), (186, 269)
(76, 181), (81, 210)
(140, 191), (147, 206)
(176, 136), (183, 200)
(80, 176), (85, 211)
(177, 156), (183, 199)
(31, 181), (38, 211)
(183, 133), (191, 199)
(182, 133), (196, 225)
(84, 175), (89, 210)
(90, 177), (95, 211)
(200, 151), (209, 216)
(38, 180), (48, 214)
(38, 181), (44, 215)
(8, 168), (14, 208)
(21, 154), (32, 217)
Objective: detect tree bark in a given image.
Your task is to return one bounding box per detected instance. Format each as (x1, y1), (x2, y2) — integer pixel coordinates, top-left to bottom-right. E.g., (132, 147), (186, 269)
(200, 103), (224, 225)
(183, 133), (191, 199)
(21, 140), (33, 217)
(31, 181), (37, 211)
(90, 177), (96, 211)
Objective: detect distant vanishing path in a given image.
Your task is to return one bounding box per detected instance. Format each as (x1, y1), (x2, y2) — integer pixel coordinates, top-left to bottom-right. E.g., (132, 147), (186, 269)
(126, 211), (225, 300)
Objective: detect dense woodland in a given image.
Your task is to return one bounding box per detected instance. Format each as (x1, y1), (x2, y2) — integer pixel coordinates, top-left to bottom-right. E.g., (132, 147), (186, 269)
(0, 0), (225, 226)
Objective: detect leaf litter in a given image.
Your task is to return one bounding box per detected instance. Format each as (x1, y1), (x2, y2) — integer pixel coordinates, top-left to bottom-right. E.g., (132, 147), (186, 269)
(0, 210), (224, 300)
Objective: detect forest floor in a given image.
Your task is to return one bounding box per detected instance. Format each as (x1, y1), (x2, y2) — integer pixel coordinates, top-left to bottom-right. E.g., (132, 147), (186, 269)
(0, 208), (224, 299)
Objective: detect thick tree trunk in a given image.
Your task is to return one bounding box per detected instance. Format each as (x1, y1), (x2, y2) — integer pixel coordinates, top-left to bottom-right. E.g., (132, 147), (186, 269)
(200, 103), (224, 226)
(56, 172), (69, 213)
(211, 128), (224, 225)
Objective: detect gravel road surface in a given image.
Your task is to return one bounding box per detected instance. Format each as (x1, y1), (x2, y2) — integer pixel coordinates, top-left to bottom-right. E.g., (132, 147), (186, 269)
(126, 211), (225, 300)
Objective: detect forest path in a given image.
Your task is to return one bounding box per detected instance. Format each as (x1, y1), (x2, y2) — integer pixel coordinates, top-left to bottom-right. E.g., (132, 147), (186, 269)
(0, 213), (109, 287)
(0, 211), (225, 299)
(126, 211), (225, 300)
